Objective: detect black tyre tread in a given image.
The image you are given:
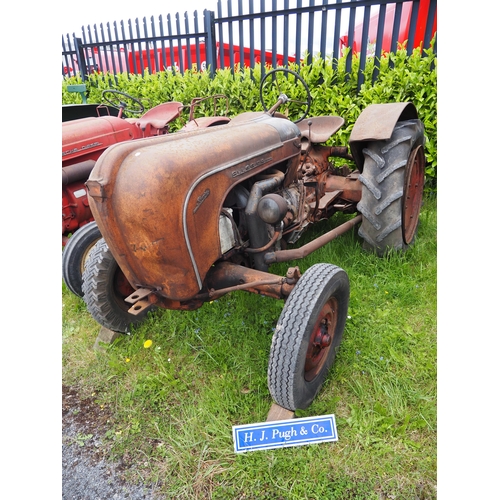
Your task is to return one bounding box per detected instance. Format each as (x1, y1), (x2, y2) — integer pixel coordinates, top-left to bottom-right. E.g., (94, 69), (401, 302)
(357, 119), (424, 256)
(268, 263), (349, 410)
(82, 238), (146, 333)
(62, 222), (101, 297)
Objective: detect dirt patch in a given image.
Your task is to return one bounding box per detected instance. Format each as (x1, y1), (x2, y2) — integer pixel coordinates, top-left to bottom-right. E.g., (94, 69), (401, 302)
(62, 385), (114, 464)
(62, 385), (157, 499)
(62, 385), (112, 430)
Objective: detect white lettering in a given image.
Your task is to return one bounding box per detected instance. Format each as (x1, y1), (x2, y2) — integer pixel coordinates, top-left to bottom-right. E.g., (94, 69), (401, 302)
(271, 427), (297, 441)
(311, 424), (326, 434)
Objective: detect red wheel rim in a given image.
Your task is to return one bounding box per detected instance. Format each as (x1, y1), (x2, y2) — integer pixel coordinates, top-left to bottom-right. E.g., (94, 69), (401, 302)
(304, 298), (338, 382)
(113, 267), (136, 313)
(402, 145), (425, 245)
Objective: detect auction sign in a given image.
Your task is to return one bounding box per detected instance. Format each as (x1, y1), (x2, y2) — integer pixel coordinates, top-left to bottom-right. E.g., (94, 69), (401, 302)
(232, 414), (338, 453)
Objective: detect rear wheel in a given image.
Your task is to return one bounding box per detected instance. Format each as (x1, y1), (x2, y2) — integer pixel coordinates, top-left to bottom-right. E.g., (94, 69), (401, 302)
(268, 263), (349, 411)
(357, 119), (425, 256)
(82, 238), (149, 333)
(62, 222), (101, 297)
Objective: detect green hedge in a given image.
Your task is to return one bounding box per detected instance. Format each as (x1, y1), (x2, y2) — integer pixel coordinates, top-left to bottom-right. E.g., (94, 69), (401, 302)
(62, 44), (437, 189)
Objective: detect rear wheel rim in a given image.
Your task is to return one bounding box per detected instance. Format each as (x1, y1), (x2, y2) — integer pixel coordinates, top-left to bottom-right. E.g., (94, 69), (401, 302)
(402, 144), (425, 244)
(304, 298), (338, 382)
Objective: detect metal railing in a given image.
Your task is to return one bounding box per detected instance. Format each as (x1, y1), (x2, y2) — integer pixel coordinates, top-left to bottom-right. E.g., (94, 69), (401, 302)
(62, 0), (436, 88)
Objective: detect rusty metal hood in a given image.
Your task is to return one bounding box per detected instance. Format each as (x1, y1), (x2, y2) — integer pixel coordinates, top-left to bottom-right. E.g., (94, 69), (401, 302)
(86, 114), (300, 301)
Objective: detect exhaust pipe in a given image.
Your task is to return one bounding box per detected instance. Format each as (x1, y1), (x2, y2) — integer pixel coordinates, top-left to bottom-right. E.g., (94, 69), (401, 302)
(62, 160), (96, 185)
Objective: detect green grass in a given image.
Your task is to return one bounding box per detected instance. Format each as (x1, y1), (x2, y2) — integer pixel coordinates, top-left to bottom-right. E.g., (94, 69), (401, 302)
(62, 196), (437, 499)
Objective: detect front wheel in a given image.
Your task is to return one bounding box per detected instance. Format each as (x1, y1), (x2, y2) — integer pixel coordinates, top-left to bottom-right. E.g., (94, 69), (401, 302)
(82, 238), (149, 333)
(62, 221), (101, 297)
(268, 263), (350, 411)
(357, 119), (425, 256)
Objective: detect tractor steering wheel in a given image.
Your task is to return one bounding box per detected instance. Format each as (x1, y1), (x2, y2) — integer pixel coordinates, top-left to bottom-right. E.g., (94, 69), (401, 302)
(259, 68), (311, 123)
(102, 89), (145, 116)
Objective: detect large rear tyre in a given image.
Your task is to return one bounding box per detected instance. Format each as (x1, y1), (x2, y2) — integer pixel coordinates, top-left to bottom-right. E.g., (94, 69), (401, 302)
(357, 119), (425, 256)
(82, 238), (148, 333)
(62, 222), (101, 297)
(268, 263), (349, 411)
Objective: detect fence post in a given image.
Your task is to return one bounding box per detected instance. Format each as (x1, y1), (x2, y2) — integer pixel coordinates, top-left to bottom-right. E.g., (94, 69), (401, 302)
(74, 37), (88, 82)
(204, 10), (217, 78)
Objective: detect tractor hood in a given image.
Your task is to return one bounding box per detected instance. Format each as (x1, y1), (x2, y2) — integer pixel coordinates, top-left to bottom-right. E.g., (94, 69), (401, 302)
(86, 114), (301, 301)
(62, 116), (141, 165)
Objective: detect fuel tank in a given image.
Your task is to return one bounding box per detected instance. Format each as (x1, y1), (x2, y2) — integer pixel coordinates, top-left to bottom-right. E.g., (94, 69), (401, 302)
(86, 114), (301, 301)
(62, 116), (142, 166)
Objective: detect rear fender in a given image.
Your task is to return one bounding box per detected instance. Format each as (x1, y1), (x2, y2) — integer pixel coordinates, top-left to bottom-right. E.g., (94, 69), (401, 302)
(349, 102), (418, 172)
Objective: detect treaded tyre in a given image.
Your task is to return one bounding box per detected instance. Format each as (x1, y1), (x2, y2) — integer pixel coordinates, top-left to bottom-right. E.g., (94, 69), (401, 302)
(82, 238), (149, 333)
(268, 263), (349, 411)
(357, 119), (425, 256)
(62, 222), (101, 297)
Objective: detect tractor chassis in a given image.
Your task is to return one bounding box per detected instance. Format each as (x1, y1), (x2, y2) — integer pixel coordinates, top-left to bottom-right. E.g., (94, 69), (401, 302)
(124, 213), (362, 315)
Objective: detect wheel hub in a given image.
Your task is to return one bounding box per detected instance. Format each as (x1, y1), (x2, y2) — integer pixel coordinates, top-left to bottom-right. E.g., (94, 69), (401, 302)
(313, 323), (332, 348)
(114, 268), (135, 299)
(304, 300), (337, 382)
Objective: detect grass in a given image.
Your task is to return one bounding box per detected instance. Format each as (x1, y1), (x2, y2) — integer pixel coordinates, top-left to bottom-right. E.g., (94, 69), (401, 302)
(62, 195), (437, 499)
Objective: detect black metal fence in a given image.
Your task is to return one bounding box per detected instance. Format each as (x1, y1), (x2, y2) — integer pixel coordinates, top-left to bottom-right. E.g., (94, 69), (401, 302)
(62, 0), (436, 88)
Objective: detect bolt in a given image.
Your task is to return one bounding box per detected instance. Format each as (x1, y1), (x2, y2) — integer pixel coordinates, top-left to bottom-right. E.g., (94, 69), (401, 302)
(321, 333), (331, 347)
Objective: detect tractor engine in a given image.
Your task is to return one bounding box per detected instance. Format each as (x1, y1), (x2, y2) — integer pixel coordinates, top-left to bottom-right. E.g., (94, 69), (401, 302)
(220, 140), (359, 272)
(62, 160), (96, 239)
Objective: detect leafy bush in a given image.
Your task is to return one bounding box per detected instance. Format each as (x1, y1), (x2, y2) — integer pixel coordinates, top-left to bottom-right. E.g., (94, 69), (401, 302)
(62, 44), (437, 189)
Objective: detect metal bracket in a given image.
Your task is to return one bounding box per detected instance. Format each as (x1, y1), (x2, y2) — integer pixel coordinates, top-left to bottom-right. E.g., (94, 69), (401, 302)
(125, 288), (154, 316)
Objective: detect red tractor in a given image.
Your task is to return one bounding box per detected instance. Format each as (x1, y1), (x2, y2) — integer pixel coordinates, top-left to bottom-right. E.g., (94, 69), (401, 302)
(62, 89), (230, 296)
(79, 69), (425, 411)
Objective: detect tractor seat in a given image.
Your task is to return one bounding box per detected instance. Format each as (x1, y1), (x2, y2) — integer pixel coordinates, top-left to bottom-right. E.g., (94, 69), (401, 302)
(296, 116), (345, 143)
(135, 101), (183, 131)
(181, 116), (231, 131)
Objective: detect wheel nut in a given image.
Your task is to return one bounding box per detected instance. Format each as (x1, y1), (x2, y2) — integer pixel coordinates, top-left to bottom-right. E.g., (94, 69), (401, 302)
(321, 334), (331, 347)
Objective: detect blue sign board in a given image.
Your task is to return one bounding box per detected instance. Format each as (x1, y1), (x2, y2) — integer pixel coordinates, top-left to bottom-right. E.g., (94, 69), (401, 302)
(232, 414), (338, 453)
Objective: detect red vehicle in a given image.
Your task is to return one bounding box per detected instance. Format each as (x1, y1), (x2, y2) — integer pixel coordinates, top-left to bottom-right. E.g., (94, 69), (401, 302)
(64, 42), (296, 76)
(340, 0), (437, 56)
(62, 90), (183, 244)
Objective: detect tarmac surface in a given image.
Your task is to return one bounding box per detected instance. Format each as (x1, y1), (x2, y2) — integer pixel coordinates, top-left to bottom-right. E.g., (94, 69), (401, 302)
(62, 385), (158, 500)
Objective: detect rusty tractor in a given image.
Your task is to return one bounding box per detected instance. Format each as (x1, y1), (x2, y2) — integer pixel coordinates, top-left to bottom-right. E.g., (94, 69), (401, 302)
(80, 69), (425, 411)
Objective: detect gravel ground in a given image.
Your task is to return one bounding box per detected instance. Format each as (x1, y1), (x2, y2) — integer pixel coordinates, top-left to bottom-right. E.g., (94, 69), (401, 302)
(62, 385), (160, 500)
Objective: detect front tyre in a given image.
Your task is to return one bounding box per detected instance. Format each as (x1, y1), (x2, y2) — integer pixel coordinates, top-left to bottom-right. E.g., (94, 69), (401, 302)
(357, 119), (425, 256)
(62, 221), (102, 297)
(82, 238), (148, 333)
(268, 263), (349, 411)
